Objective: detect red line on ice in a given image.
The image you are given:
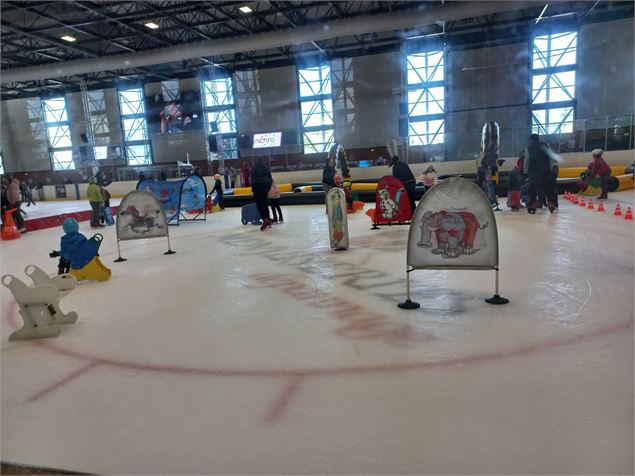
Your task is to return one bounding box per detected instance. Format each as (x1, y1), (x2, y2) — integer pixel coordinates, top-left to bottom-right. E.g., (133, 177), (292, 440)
(4, 300), (633, 382)
(25, 361), (100, 402)
(264, 375), (306, 424)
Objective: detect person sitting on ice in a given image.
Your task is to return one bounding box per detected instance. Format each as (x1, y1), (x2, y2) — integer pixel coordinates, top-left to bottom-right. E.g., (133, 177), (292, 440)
(587, 149), (612, 200)
(50, 218), (99, 275)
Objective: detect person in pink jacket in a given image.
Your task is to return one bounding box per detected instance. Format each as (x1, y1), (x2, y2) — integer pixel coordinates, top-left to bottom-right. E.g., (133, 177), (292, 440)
(7, 178), (25, 232)
(268, 180), (283, 223)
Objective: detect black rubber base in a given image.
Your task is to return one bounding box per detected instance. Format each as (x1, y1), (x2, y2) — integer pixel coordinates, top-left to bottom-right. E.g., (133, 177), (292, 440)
(164, 250), (176, 255)
(485, 294), (509, 305)
(398, 299), (421, 310)
(113, 257), (127, 263)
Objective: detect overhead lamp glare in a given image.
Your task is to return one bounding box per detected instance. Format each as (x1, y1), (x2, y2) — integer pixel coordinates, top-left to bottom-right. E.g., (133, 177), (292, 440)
(61, 35), (76, 42)
(145, 22), (160, 29)
(239, 6), (252, 13)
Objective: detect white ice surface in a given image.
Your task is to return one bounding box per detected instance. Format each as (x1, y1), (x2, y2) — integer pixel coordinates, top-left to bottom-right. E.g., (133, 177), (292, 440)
(1, 192), (633, 474)
(18, 198), (121, 221)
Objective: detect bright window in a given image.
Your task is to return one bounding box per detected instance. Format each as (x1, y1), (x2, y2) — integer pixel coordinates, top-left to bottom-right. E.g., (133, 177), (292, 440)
(42, 97), (74, 170)
(406, 51), (445, 146)
(118, 88), (152, 165)
(298, 65), (334, 154)
(531, 32), (577, 134)
(203, 77), (238, 158)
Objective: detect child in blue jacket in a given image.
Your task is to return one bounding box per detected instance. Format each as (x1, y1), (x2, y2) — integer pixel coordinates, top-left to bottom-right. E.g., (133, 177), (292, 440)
(50, 218), (100, 274)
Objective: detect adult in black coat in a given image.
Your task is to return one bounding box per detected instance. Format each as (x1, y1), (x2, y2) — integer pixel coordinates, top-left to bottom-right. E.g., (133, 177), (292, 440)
(321, 158), (336, 213)
(251, 159), (273, 230)
(525, 134), (557, 213)
(390, 156), (417, 213)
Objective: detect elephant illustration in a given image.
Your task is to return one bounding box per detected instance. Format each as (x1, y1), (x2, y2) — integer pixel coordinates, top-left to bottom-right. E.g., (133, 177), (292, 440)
(417, 211), (488, 258)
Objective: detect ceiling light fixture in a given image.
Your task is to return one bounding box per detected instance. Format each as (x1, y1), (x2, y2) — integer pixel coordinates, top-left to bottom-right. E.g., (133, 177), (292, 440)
(535, 3), (549, 24)
(60, 35), (76, 42)
(239, 6), (252, 13)
(145, 22), (160, 29)
(405, 32), (444, 40)
(542, 11), (577, 20)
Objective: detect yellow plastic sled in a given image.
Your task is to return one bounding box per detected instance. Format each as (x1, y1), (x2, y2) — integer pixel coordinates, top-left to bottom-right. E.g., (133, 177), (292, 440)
(69, 256), (111, 282)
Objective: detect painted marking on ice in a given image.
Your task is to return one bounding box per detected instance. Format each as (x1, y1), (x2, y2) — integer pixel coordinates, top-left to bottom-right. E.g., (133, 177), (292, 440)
(265, 375), (306, 424)
(25, 361), (100, 402)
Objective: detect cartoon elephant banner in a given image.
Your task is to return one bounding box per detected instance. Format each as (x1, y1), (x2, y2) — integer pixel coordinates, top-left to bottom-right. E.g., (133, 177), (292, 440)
(407, 177), (498, 270)
(116, 190), (169, 241)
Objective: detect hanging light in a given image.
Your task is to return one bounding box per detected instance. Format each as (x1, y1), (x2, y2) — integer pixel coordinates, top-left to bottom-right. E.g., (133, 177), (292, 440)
(145, 22), (160, 29)
(60, 35), (76, 42)
(239, 6), (252, 13)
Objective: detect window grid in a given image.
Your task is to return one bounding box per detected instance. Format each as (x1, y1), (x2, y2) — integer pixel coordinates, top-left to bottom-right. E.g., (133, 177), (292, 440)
(406, 51), (445, 146)
(118, 88), (152, 165)
(203, 77), (238, 159)
(298, 65), (334, 154)
(42, 97), (75, 170)
(86, 90), (112, 147)
(531, 32), (577, 134)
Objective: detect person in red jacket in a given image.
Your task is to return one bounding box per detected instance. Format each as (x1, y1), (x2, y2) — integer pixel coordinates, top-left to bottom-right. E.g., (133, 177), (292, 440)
(589, 149), (612, 200)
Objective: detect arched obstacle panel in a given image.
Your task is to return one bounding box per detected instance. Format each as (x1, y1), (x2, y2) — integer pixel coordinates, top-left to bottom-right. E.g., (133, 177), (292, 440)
(399, 176), (508, 308)
(137, 175), (207, 225)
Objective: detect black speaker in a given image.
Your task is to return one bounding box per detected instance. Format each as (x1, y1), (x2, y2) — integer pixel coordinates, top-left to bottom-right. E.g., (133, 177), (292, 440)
(236, 134), (252, 149)
(208, 135), (218, 152)
(80, 133), (89, 144)
(282, 130), (298, 145)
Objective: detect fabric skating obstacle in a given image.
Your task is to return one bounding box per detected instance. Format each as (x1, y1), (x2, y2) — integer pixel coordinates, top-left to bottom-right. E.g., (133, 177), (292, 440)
(398, 177), (508, 309)
(2, 265), (78, 341)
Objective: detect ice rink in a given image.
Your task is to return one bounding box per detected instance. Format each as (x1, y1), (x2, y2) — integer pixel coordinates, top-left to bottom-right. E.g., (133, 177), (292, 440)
(1, 192), (633, 474)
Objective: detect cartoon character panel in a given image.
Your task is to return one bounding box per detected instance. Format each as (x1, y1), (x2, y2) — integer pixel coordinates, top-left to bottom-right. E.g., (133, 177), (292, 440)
(407, 177), (498, 270)
(374, 176), (412, 223)
(179, 175), (207, 214)
(326, 188), (349, 250)
(137, 175), (207, 223)
(116, 190), (168, 241)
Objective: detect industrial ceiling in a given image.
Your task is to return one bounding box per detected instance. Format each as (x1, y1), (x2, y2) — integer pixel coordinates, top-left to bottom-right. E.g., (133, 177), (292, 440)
(1, 1), (633, 99)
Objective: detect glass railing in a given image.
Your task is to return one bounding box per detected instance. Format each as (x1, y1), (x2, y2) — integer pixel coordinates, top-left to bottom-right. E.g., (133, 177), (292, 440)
(423, 113), (634, 163)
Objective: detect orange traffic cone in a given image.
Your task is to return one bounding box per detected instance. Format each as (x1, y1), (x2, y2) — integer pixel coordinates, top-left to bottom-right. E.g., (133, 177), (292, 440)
(624, 207), (633, 220)
(579, 197), (586, 207)
(614, 204), (622, 216)
(587, 198), (594, 209)
(572, 196), (579, 204)
(1, 209), (21, 240)
(597, 201), (605, 212)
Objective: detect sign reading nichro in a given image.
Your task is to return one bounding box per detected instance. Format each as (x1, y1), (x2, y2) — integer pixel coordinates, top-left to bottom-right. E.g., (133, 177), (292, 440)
(252, 132), (282, 148)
